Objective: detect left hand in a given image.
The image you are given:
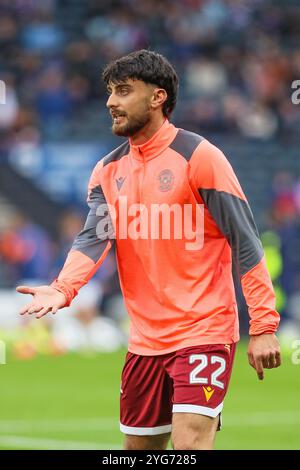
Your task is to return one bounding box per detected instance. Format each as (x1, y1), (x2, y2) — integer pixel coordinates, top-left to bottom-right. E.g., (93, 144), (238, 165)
(247, 333), (281, 380)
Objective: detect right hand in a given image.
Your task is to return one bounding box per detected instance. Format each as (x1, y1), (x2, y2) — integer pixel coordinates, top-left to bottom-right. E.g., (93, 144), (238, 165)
(16, 285), (67, 319)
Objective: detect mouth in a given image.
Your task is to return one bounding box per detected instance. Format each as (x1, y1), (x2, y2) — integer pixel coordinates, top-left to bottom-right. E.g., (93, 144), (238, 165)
(111, 112), (126, 125)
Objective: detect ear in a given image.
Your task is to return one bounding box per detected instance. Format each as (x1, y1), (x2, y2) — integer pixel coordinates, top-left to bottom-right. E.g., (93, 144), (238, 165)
(151, 88), (167, 111)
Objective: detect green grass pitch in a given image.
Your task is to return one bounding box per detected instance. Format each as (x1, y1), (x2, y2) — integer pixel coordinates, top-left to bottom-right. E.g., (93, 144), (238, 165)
(0, 341), (299, 449)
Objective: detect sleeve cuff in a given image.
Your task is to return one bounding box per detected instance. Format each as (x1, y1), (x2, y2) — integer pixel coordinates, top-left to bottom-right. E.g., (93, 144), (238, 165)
(50, 279), (78, 307)
(249, 322), (279, 336)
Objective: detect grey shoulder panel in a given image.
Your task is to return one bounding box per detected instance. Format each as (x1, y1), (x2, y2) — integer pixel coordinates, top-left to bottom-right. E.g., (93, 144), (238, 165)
(199, 188), (263, 275)
(102, 141), (130, 167)
(72, 184), (114, 262)
(169, 129), (204, 161)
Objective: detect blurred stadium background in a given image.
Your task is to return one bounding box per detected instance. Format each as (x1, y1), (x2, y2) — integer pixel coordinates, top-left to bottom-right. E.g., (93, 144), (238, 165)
(0, 0), (300, 450)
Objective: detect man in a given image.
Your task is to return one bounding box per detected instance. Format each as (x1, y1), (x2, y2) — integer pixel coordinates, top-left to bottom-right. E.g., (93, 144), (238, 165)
(17, 50), (281, 450)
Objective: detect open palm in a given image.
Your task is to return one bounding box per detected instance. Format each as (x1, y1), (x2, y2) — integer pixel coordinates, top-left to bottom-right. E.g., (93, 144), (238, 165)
(16, 285), (67, 319)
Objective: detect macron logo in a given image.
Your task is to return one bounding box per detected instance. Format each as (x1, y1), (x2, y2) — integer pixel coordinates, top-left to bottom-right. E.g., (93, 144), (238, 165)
(116, 176), (126, 191)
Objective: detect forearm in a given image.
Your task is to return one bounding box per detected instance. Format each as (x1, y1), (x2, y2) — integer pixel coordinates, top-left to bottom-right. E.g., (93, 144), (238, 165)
(241, 256), (280, 335)
(189, 140), (280, 335)
(51, 167), (115, 306)
(51, 241), (113, 306)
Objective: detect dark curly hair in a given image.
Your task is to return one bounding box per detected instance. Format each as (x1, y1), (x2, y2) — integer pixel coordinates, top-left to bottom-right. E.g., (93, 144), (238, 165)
(102, 49), (179, 118)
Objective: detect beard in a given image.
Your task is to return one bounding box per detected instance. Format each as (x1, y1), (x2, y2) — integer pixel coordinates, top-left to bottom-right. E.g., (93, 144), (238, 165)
(111, 104), (151, 137)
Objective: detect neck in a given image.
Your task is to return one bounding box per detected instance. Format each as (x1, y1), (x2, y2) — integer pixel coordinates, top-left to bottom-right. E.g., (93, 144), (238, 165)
(130, 114), (166, 145)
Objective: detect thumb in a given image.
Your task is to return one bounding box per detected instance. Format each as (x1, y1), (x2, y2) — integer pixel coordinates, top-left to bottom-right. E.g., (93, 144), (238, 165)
(16, 286), (37, 295)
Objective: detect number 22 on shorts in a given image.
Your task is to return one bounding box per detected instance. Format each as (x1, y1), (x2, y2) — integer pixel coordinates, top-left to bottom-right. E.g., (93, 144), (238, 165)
(189, 354), (226, 389)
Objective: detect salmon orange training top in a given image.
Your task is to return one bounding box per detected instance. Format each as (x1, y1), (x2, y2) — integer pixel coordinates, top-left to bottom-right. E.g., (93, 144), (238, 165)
(51, 119), (280, 355)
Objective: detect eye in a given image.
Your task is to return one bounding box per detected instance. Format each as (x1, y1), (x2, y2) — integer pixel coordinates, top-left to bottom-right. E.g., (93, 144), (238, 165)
(119, 87), (129, 95)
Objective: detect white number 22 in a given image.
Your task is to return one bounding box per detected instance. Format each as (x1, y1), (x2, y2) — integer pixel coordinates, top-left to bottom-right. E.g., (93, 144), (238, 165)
(189, 354), (226, 389)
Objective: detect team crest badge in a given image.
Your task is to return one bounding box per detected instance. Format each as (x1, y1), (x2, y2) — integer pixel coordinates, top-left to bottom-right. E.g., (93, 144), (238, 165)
(157, 169), (174, 192)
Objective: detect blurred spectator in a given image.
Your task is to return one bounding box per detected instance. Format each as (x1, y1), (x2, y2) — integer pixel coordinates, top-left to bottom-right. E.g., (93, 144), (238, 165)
(185, 59), (228, 97)
(0, 0), (299, 140)
(0, 213), (53, 285)
(237, 103), (279, 140)
(21, 10), (64, 53)
(35, 67), (71, 120)
(0, 75), (19, 130)
(265, 172), (300, 309)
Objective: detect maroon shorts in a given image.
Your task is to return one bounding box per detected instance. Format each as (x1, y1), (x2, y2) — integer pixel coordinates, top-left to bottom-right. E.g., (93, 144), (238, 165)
(120, 343), (236, 436)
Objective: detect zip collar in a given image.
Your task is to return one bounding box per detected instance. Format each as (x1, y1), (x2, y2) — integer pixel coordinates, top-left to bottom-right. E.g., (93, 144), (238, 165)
(129, 119), (178, 161)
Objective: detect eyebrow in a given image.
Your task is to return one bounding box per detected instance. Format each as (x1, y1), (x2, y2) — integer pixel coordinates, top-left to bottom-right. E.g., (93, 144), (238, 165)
(107, 83), (133, 92)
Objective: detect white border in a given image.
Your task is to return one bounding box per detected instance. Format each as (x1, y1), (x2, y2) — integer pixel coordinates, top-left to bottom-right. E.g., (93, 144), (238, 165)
(0, 80), (5, 104)
(172, 403), (223, 418)
(120, 423), (172, 436)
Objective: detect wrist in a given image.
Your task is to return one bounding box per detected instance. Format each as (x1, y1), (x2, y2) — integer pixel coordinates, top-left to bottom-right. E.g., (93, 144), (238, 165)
(250, 331), (276, 337)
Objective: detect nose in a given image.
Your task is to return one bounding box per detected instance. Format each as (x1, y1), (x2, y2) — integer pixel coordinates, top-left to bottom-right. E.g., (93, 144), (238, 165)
(106, 91), (118, 109)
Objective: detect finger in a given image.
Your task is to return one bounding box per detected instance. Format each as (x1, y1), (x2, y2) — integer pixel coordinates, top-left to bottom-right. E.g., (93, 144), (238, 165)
(27, 305), (43, 315)
(19, 303), (35, 315)
(269, 353), (279, 369)
(266, 351), (281, 369)
(51, 306), (59, 315)
(36, 306), (51, 319)
(275, 351), (281, 367)
(255, 357), (264, 380)
(16, 286), (36, 295)
(262, 355), (269, 369)
(247, 352), (256, 369)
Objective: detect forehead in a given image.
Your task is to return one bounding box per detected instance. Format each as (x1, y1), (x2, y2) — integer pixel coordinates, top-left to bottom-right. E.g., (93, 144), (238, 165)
(107, 78), (154, 91)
